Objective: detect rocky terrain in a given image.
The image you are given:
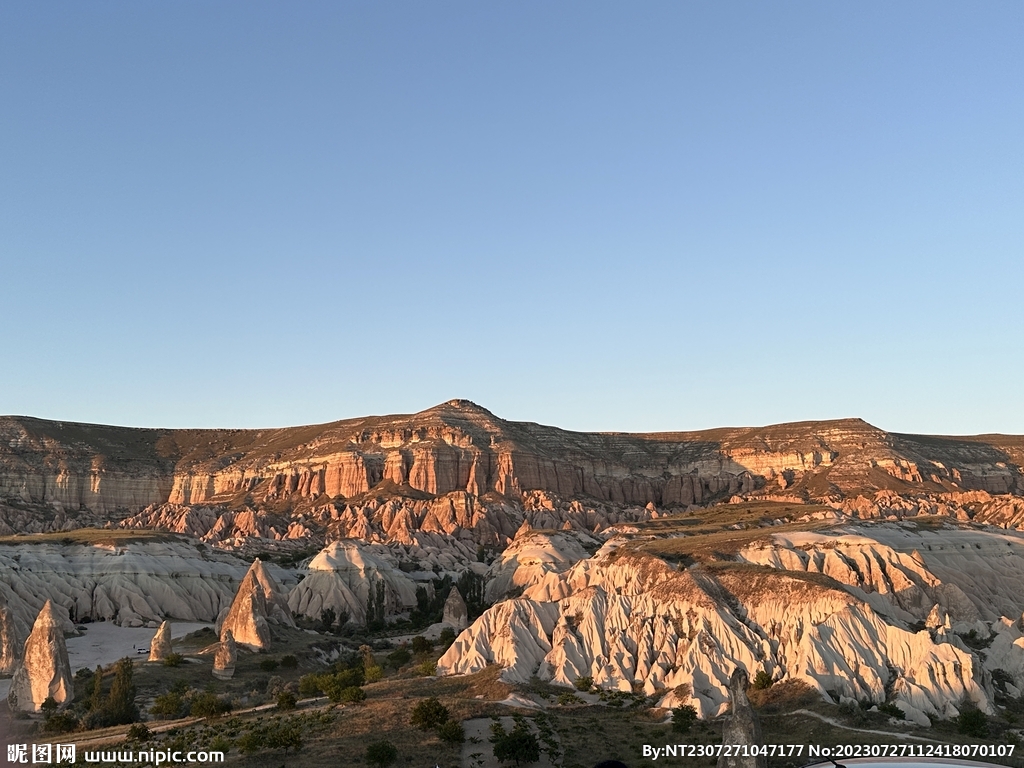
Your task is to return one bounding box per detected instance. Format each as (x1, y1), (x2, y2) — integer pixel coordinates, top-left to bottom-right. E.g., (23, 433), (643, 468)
(3, 400), (1024, 765)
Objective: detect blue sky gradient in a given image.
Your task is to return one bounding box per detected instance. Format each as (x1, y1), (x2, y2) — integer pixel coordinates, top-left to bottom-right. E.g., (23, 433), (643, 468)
(2, 3), (1022, 434)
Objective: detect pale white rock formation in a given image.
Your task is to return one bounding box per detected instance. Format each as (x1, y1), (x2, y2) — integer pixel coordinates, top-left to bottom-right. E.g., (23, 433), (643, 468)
(439, 551), (991, 722)
(0, 540), (294, 634)
(740, 524), (1024, 627)
(7, 600), (74, 712)
(148, 621), (173, 662)
(217, 559), (293, 651)
(212, 630), (237, 680)
(442, 587), (468, 631)
(287, 541), (419, 625)
(0, 596), (23, 674)
(484, 529), (594, 603)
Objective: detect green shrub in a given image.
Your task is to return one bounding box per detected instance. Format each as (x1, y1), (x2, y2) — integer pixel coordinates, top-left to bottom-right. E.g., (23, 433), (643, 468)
(126, 723), (151, 741)
(340, 686), (366, 703)
(260, 658), (280, 672)
(162, 653), (184, 667)
(364, 664), (383, 682)
(387, 648), (411, 668)
(490, 718), (540, 766)
(366, 740), (397, 768)
(280, 654), (298, 669)
(276, 691), (298, 711)
(879, 701), (905, 720)
(573, 675), (593, 692)
(958, 706), (988, 737)
(298, 674), (321, 697)
(437, 719), (465, 744)
(411, 697), (450, 730)
(752, 670), (774, 690)
(190, 691), (232, 718)
(42, 712), (79, 734)
(438, 627), (456, 650)
(151, 691), (186, 718)
(411, 635), (433, 654)
(415, 660), (438, 676)
(672, 705), (698, 733)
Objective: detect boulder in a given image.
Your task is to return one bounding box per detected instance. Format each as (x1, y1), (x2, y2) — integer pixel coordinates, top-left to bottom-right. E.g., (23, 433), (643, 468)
(148, 621), (173, 662)
(212, 630), (237, 680)
(6, 600), (74, 712)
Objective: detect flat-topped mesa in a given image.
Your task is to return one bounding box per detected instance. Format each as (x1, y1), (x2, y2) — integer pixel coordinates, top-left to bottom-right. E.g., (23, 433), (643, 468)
(217, 559), (293, 651)
(6, 600), (74, 712)
(0, 596), (23, 674)
(148, 621), (172, 662)
(212, 630), (236, 680)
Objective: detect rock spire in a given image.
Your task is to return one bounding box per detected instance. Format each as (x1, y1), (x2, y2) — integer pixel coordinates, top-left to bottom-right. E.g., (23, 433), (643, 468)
(212, 630), (237, 680)
(717, 668), (766, 768)
(6, 600), (74, 712)
(442, 587), (468, 631)
(148, 621), (173, 662)
(218, 558), (294, 651)
(0, 595), (22, 674)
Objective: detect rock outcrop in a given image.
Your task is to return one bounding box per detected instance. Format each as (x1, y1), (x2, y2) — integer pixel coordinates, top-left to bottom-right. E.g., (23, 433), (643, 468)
(6, 600), (74, 712)
(148, 621), (172, 662)
(287, 541), (420, 625)
(0, 539), (295, 634)
(212, 630), (236, 680)
(0, 595), (22, 674)
(438, 547), (991, 722)
(218, 558), (293, 651)
(4, 402), (1022, 539)
(442, 587), (468, 631)
(718, 669), (766, 768)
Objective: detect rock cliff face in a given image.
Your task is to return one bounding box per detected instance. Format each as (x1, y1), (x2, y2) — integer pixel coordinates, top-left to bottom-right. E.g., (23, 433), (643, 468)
(4, 402), (1022, 540)
(0, 537), (296, 635)
(7, 600), (74, 712)
(438, 531), (994, 724)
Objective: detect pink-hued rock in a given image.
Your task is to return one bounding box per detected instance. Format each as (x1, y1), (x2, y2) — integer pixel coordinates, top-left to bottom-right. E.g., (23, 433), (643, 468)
(6, 600), (74, 712)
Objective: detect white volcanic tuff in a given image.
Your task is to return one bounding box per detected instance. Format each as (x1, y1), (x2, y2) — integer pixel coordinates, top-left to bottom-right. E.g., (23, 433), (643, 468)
(287, 541), (420, 624)
(484, 530), (595, 603)
(438, 553), (991, 723)
(0, 541), (296, 635)
(7, 600), (74, 712)
(0, 596), (23, 674)
(742, 525), (1024, 625)
(212, 630), (237, 680)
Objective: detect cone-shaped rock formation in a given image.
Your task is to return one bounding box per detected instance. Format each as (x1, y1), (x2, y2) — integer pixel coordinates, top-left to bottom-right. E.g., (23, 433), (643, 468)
(6, 600), (74, 712)
(148, 621), (172, 662)
(442, 587), (468, 631)
(218, 558), (293, 651)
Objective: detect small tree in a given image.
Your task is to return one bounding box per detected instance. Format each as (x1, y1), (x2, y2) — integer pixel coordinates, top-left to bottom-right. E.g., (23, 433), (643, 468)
(438, 627), (456, 650)
(340, 686), (366, 703)
(958, 705), (988, 737)
(573, 675), (593, 692)
(366, 740), (397, 768)
(491, 719), (540, 766)
(752, 670), (774, 690)
(671, 705), (698, 733)
(106, 658), (139, 725)
(411, 697), (450, 729)
(437, 719), (465, 744)
(411, 635), (432, 654)
(276, 691), (297, 711)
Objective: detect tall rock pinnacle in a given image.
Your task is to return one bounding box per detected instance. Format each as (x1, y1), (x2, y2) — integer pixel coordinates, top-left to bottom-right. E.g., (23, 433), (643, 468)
(6, 600), (74, 712)
(218, 558), (294, 651)
(717, 668), (766, 768)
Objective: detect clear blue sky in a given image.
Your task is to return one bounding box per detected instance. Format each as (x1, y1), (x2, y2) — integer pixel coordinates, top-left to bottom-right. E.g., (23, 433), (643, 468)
(2, 3), (1022, 435)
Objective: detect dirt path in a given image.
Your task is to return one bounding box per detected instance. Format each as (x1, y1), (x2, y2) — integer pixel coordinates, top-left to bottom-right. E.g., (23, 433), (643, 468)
(778, 709), (945, 743)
